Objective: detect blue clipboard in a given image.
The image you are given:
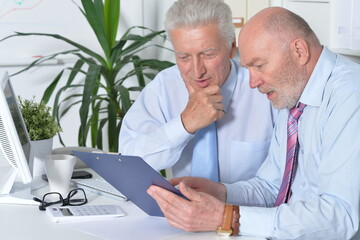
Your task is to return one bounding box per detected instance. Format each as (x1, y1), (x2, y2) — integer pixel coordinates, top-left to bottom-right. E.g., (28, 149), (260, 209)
(72, 151), (185, 217)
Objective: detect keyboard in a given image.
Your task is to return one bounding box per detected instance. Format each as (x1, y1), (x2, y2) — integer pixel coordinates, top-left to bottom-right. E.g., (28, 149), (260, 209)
(71, 178), (128, 202)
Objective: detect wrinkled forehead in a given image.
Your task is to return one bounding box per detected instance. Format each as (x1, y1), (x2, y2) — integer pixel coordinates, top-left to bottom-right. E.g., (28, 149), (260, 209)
(238, 27), (269, 66)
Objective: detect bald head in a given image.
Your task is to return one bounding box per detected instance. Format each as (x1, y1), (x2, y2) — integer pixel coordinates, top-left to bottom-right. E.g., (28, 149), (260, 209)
(240, 7), (320, 50)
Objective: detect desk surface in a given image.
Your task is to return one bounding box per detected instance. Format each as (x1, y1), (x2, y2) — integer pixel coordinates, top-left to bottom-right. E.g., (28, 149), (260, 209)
(0, 172), (265, 240)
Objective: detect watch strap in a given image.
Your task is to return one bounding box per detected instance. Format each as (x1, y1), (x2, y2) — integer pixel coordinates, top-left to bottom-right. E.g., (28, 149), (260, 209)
(216, 204), (233, 236)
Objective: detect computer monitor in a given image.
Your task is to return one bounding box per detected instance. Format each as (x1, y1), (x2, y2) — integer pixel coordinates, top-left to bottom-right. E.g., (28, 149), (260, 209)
(0, 71), (37, 205)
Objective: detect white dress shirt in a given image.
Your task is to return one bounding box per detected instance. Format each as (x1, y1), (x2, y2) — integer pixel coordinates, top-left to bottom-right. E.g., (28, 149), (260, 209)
(119, 59), (275, 183)
(225, 48), (360, 239)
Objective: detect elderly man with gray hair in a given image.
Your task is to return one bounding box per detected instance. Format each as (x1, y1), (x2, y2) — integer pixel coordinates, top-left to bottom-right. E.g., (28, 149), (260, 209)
(119, 0), (275, 184)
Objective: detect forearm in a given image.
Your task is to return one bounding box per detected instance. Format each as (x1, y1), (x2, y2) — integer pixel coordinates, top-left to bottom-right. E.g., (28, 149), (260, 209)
(119, 115), (193, 170)
(223, 177), (277, 206)
(240, 194), (358, 239)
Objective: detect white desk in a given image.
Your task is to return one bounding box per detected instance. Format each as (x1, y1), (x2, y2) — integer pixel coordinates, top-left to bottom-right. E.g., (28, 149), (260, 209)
(0, 175), (265, 240)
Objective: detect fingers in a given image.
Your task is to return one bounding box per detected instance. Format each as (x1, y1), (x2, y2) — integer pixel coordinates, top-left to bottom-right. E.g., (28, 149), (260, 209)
(175, 176), (210, 191)
(178, 182), (203, 202)
(181, 85), (224, 133)
(171, 177), (227, 202)
(168, 177), (187, 186)
(203, 85), (221, 95)
(213, 102), (224, 112)
(147, 183), (226, 232)
(147, 185), (192, 226)
(185, 81), (196, 95)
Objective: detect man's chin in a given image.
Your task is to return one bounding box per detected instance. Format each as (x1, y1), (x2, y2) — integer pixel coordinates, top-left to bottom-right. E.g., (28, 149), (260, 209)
(270, 99), (288, 110)
(271, 100), (297, 110)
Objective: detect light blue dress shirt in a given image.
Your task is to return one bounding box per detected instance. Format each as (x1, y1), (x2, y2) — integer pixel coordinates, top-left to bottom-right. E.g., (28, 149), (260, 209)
(224, 48), (360, 239)
(119, 59), (275, 183)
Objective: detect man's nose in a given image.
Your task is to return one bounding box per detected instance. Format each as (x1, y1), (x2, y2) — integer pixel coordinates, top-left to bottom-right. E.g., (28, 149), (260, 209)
(192, 58), (206, 78)
(249, 69), (263, 89)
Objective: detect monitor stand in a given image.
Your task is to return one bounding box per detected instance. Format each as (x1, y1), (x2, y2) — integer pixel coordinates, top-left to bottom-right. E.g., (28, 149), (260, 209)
(0, 181), (39, 205)
(0, 167), (42, 205)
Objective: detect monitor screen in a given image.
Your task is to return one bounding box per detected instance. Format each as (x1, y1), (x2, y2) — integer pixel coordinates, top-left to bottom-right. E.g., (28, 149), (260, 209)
(0, 72), (32, 196)
(4, 80), (31, 165)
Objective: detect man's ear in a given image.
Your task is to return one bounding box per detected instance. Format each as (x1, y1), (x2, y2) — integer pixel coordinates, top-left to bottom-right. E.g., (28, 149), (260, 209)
(291, 39), (310, 66)
(230, 39), (237, 58)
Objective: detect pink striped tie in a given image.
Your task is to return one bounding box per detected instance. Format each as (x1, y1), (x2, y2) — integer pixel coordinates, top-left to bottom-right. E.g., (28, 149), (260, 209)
(274, 103), (306, 206)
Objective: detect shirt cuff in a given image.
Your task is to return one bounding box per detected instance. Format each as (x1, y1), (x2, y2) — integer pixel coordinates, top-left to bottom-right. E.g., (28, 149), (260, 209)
(239, 206), (276, 237)
(223, 182), (276, 238)
(163, 115), (193, 148)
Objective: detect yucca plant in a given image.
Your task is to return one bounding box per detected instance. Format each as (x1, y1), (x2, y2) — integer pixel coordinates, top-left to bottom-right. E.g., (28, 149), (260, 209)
(1, 0), (174, 152)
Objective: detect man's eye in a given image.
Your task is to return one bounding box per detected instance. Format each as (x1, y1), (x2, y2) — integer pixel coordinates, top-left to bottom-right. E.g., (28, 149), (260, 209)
(256, 64), (264, 70)
(203, 53), (215, 59)
(178, 55), (189, 61)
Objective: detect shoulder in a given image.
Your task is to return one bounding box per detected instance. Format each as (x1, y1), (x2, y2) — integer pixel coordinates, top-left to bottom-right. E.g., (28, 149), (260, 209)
(136, 65), (187, 102)
(327, 55), (360, 97)
(153, 65), (182, 82)
(145, 65), (183, 89)
(232, 59), (249, 80)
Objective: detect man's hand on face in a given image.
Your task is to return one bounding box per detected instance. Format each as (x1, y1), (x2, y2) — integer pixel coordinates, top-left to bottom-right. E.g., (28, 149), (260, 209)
(181, 84), (225, 134)
(147, 181), (225, 232)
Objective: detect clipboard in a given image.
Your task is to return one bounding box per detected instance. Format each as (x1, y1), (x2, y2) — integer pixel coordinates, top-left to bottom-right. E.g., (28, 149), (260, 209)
(72, 151), (185, 217)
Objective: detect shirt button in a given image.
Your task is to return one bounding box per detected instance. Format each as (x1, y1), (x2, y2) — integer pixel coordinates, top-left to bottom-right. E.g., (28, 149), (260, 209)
(301, 149), (304, 154)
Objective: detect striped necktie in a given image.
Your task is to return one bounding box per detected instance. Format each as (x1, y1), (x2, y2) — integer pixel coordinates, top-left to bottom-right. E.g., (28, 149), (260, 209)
(274, 103), (306, 206)
(191, 122), (219, 182)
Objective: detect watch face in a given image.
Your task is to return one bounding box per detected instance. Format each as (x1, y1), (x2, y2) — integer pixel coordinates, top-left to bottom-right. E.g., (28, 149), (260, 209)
(216, 228), (232, 237)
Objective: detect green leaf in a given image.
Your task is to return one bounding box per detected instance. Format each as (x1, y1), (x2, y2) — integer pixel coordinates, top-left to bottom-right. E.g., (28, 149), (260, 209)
(160, 169), (166, 178)
(79, 64), (101, 146)
(59, 99), (82, 118)
(143, 73), (156, 80)
(81, 0), (110, 59)
(90, 101), (101, 148)
(139, 59), (175, 70)
(41, 70), (64, 104)
(12, 32), (107, 67)
(111, 27), (166, 62)
(67, 59), (85, 85)
(10, 49), (79, 77)
(127, 86), (144, 92)
(131, 55), (145, 87)
(107, 101), (118, 152)
(97, 118), (108, 150)
(117, 85), (131, 113)
(104, 0), (120, 49)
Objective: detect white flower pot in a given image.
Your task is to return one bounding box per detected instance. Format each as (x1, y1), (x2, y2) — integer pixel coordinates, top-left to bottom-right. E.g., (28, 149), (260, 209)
(31, 138), (53, 178)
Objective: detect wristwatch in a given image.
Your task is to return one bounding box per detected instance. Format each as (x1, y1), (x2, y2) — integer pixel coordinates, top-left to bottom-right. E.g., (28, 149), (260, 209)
(216, 204), (233, 236)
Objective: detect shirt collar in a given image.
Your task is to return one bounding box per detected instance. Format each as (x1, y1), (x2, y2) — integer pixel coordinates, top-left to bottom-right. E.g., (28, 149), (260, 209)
(299, 47), (337, 108)
(221, 59), (238, 112)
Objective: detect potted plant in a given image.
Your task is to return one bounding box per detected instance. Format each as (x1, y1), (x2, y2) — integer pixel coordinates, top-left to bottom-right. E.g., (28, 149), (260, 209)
(1, 0), (174, 152)
(18, 97), (61, 177)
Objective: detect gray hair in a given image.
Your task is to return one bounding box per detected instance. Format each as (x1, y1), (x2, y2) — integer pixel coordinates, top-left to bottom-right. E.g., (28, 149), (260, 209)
(164, 0), (235, 48)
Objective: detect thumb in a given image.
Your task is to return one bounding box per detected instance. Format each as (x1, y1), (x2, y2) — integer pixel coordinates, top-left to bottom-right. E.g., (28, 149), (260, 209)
(178, 181), (203, 202)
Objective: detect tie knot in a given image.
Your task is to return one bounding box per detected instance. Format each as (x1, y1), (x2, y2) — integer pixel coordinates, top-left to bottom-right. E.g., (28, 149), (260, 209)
(289, 102), (306, 121)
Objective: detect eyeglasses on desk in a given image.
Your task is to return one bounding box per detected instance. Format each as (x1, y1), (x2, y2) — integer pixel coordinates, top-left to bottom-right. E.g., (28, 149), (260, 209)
(33, 188), (88, 211)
